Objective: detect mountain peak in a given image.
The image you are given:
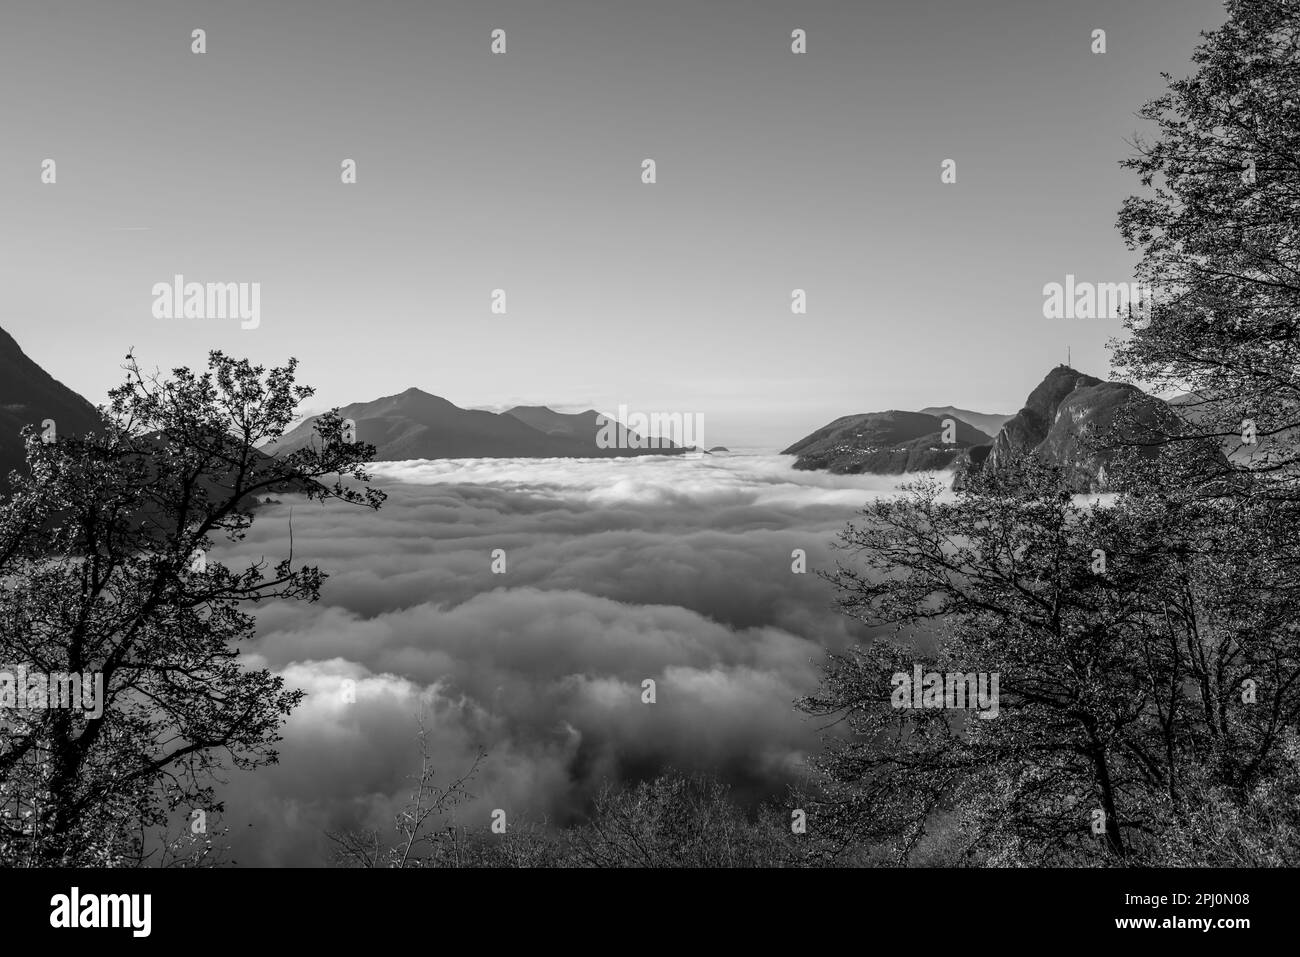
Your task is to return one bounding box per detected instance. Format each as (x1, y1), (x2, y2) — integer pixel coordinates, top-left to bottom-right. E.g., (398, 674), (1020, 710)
(377, 387), (457, 408)
(951, 365), (1210, 491)
(0, 324), (103, 483)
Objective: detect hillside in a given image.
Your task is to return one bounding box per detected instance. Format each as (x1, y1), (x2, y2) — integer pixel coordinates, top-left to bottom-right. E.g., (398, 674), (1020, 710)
(0, 326), (102, 483)
(782, 410), (993, 474)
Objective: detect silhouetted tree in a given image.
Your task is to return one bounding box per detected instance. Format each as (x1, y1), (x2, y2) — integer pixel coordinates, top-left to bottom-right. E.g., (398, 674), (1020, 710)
(0, 351), (384, 865)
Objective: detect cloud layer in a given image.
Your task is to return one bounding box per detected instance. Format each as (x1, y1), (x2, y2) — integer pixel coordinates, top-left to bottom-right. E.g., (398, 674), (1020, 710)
(210, 454), (924, 865)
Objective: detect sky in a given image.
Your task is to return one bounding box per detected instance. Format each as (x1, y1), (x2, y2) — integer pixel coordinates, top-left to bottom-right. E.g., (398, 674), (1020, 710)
(0, 0), (1229, 448)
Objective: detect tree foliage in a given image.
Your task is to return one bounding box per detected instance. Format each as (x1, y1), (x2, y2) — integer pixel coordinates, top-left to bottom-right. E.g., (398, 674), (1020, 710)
(1115, 0), (1300, 495)
(0, 352), (383, 865)
(798, 0), (1300, 866)
(799, 462), (1300, 864)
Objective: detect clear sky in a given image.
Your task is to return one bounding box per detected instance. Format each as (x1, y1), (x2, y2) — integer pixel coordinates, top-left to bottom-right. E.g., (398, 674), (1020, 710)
(0, 0), (1228, 448)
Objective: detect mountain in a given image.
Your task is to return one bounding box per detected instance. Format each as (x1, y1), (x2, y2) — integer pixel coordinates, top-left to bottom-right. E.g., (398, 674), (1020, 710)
(259, 405), (327, 447)
(782, 410), (993, 474)
(952, 365), (1202, 491)
(785, 366), (1212, 489)
(266, 389), (684, 461)
(1162, 391), (1297, 465)
(504, 405), (605, 438)
(0, 326), (102, 482)
(501, 405), (674, 453)
(982, 365), (1105, 474)
(919, 406), (1015, 439)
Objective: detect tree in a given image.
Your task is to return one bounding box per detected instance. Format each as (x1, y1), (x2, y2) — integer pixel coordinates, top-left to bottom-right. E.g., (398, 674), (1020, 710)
(0, 351), (384, 865)
(564, 771), (814, 868)
(798, 461), (1300, 865)
(326, 718), (483, 869)
(1115, 0), (1300, 497)
(327, 733), (827, 868)
(794, 0), (1300, 870)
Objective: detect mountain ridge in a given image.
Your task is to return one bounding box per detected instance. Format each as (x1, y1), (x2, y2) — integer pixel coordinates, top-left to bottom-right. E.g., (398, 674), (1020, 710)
(919, 406), (1015, 440)
(266, 388), (686, 461)
(785, 365), (1206, 491)
(782, 409), (993, 474)
(0, 326), (103, 482)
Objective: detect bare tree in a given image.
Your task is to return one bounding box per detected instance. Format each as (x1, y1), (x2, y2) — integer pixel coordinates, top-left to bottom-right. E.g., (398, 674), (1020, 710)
(327, 717), (483, 868)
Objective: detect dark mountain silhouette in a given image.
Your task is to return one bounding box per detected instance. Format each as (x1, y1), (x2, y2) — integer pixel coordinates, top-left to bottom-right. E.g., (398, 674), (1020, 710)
(782, 410), (993, 474)
(0, 326), (302, 516)
(267, 389), (683, 461)
(919, 406), (1015, 439)
(0, 326), (102, 483)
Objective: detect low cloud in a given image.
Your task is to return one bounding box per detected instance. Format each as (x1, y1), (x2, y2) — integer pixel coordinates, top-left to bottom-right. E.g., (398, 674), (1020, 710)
(210, 454), (921, 865)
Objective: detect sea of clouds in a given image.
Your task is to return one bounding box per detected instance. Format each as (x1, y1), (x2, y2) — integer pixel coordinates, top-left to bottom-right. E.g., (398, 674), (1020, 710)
(208, 453), (936, 866)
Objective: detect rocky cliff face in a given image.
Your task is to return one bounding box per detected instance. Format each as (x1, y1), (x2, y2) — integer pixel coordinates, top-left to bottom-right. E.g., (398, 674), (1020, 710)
(953, 366), (1187, 491)
(983, 366), (1102, 473)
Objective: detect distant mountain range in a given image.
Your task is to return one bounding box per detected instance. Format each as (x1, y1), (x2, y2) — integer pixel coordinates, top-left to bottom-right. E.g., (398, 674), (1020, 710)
(1158, 391), (1296, 467)
(0, 323), (1204, 492)
(0, 326), (102, 481)
(0, 325), (697, 473)
(787, 365), (1205, 491)
(264, 388), (687, 461)
(919, 406), (1016, 439)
